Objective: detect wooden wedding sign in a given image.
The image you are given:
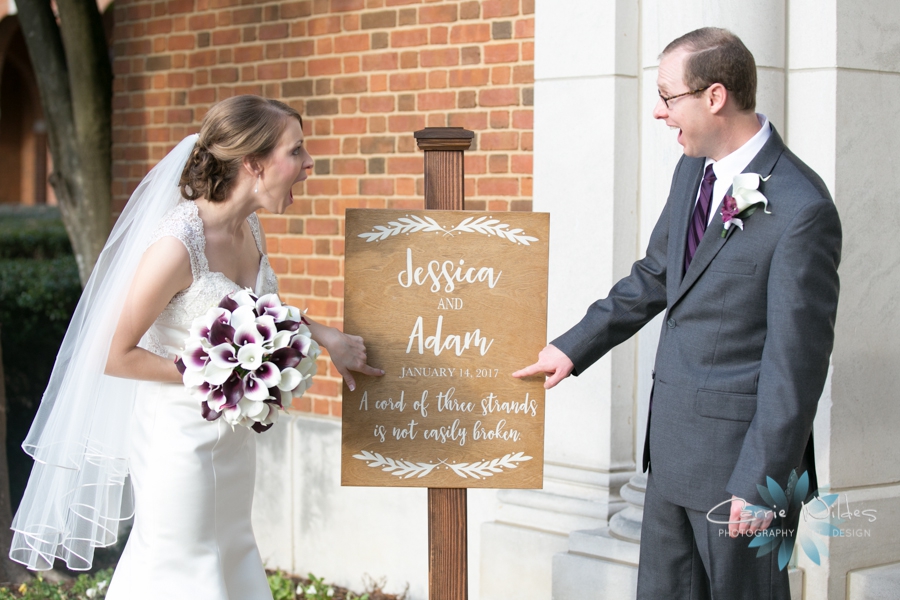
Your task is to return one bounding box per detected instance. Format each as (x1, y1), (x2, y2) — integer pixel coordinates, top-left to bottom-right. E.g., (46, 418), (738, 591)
(341, 209), (550, 488)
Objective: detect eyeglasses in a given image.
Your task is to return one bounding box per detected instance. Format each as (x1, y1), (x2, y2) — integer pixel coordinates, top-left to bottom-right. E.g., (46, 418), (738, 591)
(658, 85), (711, 108)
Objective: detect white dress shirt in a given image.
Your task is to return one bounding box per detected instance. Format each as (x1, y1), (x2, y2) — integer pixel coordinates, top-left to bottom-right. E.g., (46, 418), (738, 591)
(696, 114), (772, 225)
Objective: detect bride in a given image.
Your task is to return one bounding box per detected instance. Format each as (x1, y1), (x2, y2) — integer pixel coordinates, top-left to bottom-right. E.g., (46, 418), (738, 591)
(9, 95), (382, 598)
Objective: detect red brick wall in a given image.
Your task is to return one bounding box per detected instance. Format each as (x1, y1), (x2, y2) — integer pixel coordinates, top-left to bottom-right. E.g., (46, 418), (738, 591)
(112, 0), (534, 416)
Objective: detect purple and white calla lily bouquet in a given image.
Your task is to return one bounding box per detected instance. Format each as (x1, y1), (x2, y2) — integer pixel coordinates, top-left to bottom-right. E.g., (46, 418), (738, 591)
(175, 289), (320, 433)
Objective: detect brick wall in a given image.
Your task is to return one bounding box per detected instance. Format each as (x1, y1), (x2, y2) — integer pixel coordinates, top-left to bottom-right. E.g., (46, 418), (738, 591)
(112, 0), (534, 416)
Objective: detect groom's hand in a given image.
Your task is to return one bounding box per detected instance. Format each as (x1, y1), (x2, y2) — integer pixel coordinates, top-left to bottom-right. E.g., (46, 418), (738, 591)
(513, 344), (574, 389)
(729, 495), (774, 538)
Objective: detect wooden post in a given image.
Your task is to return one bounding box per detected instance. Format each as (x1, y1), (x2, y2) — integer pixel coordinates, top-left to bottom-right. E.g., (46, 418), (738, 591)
(415, 127), (473, 600)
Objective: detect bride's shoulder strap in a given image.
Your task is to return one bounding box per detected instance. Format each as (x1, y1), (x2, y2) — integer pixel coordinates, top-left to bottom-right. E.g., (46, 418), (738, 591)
(247, 211), (265, 255)
(146, 201), (208, 281)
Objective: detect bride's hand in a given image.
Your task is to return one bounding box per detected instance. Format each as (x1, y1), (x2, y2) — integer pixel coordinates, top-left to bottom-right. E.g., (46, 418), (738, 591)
(308, 323), (384, 391)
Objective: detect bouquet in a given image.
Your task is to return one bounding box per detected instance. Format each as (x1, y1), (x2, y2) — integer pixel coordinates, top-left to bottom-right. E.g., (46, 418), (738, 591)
(176, 289), (320, 433)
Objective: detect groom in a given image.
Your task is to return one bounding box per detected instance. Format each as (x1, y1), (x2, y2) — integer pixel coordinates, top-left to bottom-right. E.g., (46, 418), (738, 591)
(515, 28), (841, 599)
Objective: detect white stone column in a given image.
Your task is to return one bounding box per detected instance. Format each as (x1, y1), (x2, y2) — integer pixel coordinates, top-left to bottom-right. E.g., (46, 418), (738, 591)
(788, 1), (900, 598)
(479, 1), (639, 599)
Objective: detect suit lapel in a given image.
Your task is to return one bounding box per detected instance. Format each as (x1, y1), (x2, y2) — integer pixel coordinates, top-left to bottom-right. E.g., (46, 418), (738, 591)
(672, 127), (788, 306)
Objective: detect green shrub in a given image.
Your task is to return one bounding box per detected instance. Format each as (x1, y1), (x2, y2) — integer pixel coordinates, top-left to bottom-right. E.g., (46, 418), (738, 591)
(0, 206), (73, 260)
(0, 231), (81, 510)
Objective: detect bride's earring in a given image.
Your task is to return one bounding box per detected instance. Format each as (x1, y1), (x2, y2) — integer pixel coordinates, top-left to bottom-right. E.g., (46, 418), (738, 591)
(254, 175), (259, 194)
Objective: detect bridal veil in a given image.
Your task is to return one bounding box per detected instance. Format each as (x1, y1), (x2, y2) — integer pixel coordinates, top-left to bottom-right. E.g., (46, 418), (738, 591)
(10, 134), (199, 570)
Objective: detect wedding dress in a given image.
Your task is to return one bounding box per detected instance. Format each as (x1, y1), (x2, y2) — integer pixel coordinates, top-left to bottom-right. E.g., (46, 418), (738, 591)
(106, 200), (277, 599)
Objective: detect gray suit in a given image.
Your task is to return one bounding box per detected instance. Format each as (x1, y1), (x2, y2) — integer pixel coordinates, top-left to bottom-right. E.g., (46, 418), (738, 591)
(553, 128), (841, 597)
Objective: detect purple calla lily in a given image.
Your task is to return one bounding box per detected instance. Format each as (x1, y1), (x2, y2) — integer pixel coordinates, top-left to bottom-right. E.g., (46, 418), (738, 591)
(252, 422), (274, 433)
(270, 347), (302, 370)
(255, 362), (282, 388)
(222, 372), (244, 408)
(218, 295), (239, 312)
(234, 322), (264, 346)
(243, 371), (271, 401)
(275, 319), (301, 332)
(208, 343), (239, 369)
(201, 401), (221, 422)
(254, 316), (277, 344)
(175, 357), (187, 375)
(209, 320), (236, 346)
(183, 342), (210, 370)
(290, 333), (312, 357)
(256, 294), (289, 322)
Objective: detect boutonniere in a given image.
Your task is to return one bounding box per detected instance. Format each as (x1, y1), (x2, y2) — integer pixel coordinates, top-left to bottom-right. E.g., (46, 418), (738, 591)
(721, 173), (771, 237)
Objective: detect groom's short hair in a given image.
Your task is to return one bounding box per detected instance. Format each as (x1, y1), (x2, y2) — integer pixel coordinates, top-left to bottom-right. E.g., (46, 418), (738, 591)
(662, 27), (757, 112)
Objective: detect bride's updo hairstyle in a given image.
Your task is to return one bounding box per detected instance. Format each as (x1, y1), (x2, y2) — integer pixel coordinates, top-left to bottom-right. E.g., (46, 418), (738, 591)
(180, 95), (302, 202)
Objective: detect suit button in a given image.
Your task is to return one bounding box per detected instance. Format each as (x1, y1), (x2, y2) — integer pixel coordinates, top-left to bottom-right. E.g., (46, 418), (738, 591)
(667, 318), (676, 328)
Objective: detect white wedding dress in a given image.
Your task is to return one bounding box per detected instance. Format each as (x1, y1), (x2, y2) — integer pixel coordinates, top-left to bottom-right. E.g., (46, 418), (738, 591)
(107, 201), (277, 599)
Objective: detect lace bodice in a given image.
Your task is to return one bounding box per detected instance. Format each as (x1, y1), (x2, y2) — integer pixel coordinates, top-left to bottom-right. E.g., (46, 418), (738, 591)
(139, 202), (278, 358)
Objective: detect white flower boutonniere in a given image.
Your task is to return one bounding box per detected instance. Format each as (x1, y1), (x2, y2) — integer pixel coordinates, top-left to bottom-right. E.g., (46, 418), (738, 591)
(721, 173), (772, 237)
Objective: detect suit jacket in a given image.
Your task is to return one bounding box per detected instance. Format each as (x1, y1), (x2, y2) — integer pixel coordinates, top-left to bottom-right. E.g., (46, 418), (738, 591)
(552, 128), (841, 512)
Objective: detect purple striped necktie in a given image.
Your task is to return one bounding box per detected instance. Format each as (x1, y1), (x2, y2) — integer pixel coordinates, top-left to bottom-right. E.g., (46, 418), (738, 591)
(684, 163), (717, 272)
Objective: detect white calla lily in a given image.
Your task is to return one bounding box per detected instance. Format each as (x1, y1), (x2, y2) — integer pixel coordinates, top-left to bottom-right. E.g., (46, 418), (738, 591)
(231, 288), (257, 308)
(222, 405), (244, 427)
(208, 343), (238, 369)
(239, 397), (268, 420)
(183, 368), (207, 388)
(731, 173), (771, 214)
(230, 305), (257, 329)
(278, 367), (301, 391)
(237, 343), (265, 371)
(203, 361), (234, 386)
(234, 322), (264, 346)
(272, 330), (292, 350)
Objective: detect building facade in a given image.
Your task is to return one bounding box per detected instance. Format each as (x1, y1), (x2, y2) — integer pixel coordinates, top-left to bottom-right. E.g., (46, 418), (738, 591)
(5, 0), (899, 598)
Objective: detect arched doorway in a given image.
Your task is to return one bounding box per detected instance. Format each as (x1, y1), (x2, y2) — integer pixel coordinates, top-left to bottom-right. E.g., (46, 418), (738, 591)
(0, 16), (48, 206)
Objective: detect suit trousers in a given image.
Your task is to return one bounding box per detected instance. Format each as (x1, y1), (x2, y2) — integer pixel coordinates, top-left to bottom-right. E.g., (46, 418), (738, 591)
(636, 472), (791, 600)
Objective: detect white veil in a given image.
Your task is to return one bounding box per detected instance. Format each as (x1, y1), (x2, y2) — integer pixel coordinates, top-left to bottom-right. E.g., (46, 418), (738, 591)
(10, 134), (199, 571)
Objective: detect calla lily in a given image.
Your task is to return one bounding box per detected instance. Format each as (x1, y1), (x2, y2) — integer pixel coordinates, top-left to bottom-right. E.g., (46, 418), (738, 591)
(254, 315), (277, 345)
(201, 401), (220, 422)
(291, 359), (318, 396)
(239, 397), (268, 420)
(203, 361), (233, 386)
(254, 362), (282, 388)
(182, 342), (209, 370)
(234, 322), (264, 347)
(222, 371), (244, 408)
(230, 305), (258, 330)
(272, 330), (292, 350)
(237, 343), (265, 371)
(278, 367), (302, 391)
(231, 288), (258, 309)
(208, 343), (239, 369)
(243, 371), (271, 401)
(192, 307), (231, 340)
(290, 333), (313, 357)
(266, 386), (289, 409)
(209, 320), (236, 346)
(270, 347), (301, 370)
(722, 173), (772, 234)
(222, 405), (244, 427)
(218, 295), (239, 312)
(207, 387), (229, 413)
(256, 294), (288, 322)
(275, 319), (301, 332)
(183, 367), (207, 388)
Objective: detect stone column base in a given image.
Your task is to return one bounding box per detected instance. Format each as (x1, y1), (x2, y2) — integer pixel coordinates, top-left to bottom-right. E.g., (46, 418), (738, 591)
(552, 527), (805, 599)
